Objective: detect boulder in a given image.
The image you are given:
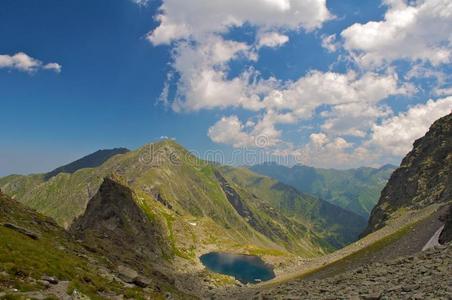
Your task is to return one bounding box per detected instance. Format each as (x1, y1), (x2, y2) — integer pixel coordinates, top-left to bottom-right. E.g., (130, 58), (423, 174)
(41, 275), (58, 285)
(133, 276), (152, 288)
(117, 265), (138, 283)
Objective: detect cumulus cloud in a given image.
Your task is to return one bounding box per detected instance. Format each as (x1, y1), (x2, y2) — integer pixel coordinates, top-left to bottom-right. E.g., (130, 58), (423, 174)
(288, 97), (451, 168)
(341, 0), (452, 68)
(148, 0), (449, 168)
(366, 96), (452, 156)
(148, 0), (331, 45)
(130, 0), (149, 6)
(0, 52), (61, 73)
(208, 112), (284, 148)
(168, 36), (264, 112)
(292, 133), (357, 168)
(198, 68), (411, 161)
(321, 34), (338, 52)
(257, 32), (289, 48)
(43, 62), (62, 73)
(208, 116), (254, 147)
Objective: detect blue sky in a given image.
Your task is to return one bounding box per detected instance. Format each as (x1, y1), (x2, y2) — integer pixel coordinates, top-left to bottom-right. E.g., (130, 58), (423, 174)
(0, 0), (451, 175)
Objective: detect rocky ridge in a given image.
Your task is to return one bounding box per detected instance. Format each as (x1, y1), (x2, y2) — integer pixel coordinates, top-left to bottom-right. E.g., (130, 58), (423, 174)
(364, 113), (451, 235)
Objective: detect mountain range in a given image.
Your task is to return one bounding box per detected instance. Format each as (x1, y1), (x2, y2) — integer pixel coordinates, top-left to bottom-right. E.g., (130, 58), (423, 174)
(250, 163), (396, 218)
(0, 113), (450, 299)
(0, 140), (366, 259)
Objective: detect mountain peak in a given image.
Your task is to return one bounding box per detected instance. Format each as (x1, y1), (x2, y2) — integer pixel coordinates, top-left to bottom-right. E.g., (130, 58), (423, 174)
(45, 147), (130, 180)
(70, 176), (170, 264)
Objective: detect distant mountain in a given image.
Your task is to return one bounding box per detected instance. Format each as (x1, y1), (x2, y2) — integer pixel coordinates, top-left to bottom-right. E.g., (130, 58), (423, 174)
(0, 140), (365, 259)
(364, 113), (452, 235)
(45, 148), (130, 179)
(250, 163), (396, 218)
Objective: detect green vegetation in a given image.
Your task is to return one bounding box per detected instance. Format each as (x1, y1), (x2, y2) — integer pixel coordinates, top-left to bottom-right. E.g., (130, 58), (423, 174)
(250, 163), (395, 217)
(0, 192), (166, 299)
(220, 166), (367, 251)
(0, 140), (368, 262)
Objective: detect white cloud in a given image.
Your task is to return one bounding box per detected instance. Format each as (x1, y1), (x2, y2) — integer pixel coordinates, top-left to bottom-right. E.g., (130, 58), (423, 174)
(148, 0), (449, 168)
(208, 116), (254, 147)
(43, 62), (62, 73)
(260, 71), (411, 137)
(291, 133), (357, 169)
(367, 96), (452, 156)
(320, 34), (337, 52)
(434, 87), (452, 97)
(341, 0), (452, 68)
(258, 32), (289, 48)
(0, 52), (61, 73)
(168, 36), (265, 112)
(290, 97), (451, 168)
(148, 0), (331, 45)
(208, 112), (284, 148)
(131, 0), (149, 6)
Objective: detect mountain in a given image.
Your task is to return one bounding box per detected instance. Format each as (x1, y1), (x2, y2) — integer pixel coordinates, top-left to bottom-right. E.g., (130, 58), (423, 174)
(45, 147), (130, 180)
(364, 113), (451, 235)
(0, 140), (365, 260)
(250, 163), (396, 218)
(0, 189), (193, 299)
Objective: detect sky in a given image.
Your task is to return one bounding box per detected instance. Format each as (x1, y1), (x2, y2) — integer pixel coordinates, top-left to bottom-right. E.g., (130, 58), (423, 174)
(0, 0), (451, 176)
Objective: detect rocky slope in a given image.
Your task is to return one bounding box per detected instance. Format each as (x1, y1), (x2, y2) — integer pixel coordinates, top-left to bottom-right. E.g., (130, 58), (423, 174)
(250, 163), (395, 218)
(364, 113), (452, 235)
(238, 243), (452, 300)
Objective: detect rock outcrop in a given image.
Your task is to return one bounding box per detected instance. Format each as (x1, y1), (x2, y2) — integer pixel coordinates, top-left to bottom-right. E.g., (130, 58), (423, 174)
(70, 176), (170, 271)
(439, 205), (452, 244)
(364, 113), (452, 235)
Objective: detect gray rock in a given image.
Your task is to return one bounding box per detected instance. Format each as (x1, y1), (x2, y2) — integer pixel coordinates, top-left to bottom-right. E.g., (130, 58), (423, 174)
(117, 265), (138, 283)
(38, 279), (51, 287)
(133, 276), (152, 288)
(41, 275), (59, 284)
(3, 223), (39, 240)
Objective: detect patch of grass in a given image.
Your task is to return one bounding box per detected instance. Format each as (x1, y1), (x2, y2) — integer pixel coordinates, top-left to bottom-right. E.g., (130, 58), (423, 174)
(244, 246), (287, 257)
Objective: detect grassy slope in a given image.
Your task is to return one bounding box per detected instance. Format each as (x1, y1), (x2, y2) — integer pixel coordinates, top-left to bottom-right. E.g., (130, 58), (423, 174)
(220, 167), (367, 250)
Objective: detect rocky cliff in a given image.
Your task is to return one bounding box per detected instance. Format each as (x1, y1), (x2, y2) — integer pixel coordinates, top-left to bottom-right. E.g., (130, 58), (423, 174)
(70, 175), (170, 269)
(364, 113), (452, 235)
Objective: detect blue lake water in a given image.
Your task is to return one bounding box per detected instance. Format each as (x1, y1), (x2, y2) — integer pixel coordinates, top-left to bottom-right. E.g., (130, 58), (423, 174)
(199, 252), (275, 284)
